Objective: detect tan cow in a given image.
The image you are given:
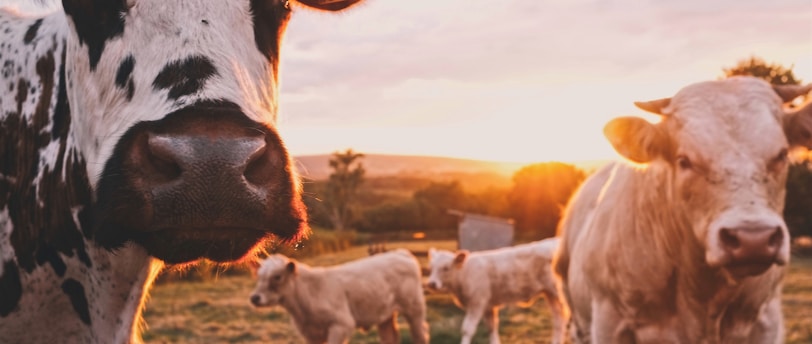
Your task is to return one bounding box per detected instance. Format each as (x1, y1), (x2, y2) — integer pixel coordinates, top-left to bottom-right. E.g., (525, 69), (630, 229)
(427, 238), (565, 344)
(249, 249), (429, 344)
(554, 77), (812, 343)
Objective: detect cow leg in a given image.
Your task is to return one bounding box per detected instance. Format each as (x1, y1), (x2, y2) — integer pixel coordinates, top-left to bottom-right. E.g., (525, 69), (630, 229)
(460, 304), (486, 344)
(377, 313), (400, 344)
(326, 325), (353, 344)
(591, 299), (630, 344)
(544, 290), (567, 344)
(483, 307), (501, 344)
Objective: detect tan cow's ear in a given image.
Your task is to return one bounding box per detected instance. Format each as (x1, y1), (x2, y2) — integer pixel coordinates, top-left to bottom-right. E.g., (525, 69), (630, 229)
(286, 261), (297, 274)
(604, 117), (670, 164)
(634, 98), (671, 115)
(453, 250), (468, 266)
(784, 101), (812, 148)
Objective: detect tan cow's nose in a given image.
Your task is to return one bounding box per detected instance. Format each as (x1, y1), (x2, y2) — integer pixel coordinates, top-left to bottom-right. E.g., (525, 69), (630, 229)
(719, 226), (783, 266)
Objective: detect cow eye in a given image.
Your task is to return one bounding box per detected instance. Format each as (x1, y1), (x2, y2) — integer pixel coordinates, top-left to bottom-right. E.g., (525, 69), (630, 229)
(770, 148), (789, 170)
(442, 266), (449, 272)
(774, 148), (789, 164)
(273, 275), (282, 281)
(676, 155), (692, 170)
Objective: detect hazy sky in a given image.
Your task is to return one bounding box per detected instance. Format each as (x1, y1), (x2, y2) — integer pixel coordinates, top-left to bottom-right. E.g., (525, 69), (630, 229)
(5, 0), (812, 163)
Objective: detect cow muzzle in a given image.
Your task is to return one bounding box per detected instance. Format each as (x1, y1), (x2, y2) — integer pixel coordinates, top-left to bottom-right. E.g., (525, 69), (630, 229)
(92, 101), (308, 264)
(706, 215), (789, 278)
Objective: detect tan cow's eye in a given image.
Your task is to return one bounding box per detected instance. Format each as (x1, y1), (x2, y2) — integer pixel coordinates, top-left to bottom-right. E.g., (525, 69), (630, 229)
(676, 155), (692, 170)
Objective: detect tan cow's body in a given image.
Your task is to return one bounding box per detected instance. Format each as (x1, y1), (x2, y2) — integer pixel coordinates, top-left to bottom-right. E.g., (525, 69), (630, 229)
(427, 238), (565, 344)
(554, 77), (812, 343)
(250, 249), (429, 344)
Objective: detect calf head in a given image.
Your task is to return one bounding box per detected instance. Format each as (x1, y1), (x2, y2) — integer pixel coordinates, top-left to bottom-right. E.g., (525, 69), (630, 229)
(604, 77), (812, 279)
(60, 0), (364, 264)
(426, 248), (467, 290)
(249, 254), (296, 307)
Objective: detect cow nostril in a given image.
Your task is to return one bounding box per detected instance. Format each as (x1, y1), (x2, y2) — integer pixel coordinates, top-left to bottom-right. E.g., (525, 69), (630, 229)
(243, 141), (275, 185)
(145, 134), (182, 181)
(768, 227), (783, 248)
(250, 294), (261, 306)
(719, 228), (740, 250)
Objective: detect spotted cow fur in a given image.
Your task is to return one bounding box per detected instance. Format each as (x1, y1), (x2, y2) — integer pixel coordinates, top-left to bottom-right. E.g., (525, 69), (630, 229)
(0, 0), (363, 343)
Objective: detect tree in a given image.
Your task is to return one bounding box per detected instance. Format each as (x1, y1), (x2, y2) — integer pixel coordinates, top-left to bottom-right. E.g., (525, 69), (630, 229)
(323, 149), (365, 231)
(722, 56), (801, 85)
(508, 162), (586, 239)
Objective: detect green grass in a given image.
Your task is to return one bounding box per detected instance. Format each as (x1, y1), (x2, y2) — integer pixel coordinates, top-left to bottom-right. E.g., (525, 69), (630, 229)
(142, 241), (812, 344)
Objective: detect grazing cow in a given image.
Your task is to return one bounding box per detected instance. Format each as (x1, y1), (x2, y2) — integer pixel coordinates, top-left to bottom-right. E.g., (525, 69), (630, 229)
(554, 77), (812, 343)
(249, 249), (430, 344)
(0, 0), (364, 343)
(426, 238), (566, 344)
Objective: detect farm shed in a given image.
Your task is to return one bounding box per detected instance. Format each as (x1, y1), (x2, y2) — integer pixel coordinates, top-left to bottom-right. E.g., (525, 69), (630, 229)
(449, 210), (514, 251)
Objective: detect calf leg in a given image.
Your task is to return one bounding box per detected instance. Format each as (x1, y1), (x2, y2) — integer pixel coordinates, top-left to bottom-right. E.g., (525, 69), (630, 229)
(483, 307), (501, 344)
(402, 304), (430, 344)
(460, 304), (486, 344)
(326, 325), (353, 344)
(544, 290), (566, 344)
(377, 313), (400, 344)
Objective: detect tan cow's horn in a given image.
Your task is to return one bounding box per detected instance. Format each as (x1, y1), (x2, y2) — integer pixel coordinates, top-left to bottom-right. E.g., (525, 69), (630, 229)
(773, 84), (812, 103)
(634, 98), (671, 116)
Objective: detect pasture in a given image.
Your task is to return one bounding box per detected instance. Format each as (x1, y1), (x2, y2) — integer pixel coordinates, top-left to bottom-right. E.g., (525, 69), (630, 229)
(142, 240), (812, 344)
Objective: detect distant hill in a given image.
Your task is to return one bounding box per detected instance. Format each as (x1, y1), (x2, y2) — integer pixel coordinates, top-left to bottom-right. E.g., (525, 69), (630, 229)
(292, 153), (610, 181)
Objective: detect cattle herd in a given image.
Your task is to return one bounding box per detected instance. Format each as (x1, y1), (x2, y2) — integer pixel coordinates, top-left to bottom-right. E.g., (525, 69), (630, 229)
(1, 0), (812, 343)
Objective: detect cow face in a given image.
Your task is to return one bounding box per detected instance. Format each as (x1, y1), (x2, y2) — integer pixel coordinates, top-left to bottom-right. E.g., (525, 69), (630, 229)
(249, 254), (296, 307)
(426, 248), (467, 290)
(59, 0), (364, 264)
(605, 77), (812, 279)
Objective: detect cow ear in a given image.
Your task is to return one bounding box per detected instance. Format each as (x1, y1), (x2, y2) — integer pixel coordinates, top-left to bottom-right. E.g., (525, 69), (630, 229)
(604, 117), (671, 164)
(295, 0), (364, 11)
(285, 261), (297, 274)
(784, 102), (812, 148)
(453, 250), (468, 266)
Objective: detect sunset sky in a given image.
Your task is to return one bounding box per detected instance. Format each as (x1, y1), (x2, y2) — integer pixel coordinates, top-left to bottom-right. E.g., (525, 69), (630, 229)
(7, 0), (812, 164)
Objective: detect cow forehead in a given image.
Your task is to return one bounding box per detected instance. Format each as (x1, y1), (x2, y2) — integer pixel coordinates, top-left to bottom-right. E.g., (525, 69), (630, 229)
(258, 256), (288, 275)
(668, 78), (786, 159)
(429, 251), (454, 266)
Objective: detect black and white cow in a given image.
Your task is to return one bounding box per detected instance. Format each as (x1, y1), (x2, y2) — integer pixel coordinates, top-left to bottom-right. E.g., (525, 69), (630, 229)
(0, 0), (363, 342)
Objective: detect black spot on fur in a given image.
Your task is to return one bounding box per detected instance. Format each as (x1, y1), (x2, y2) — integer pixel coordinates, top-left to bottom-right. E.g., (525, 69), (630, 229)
(52, 46), (70, 141)
(0, 261), (22, 316)
(249, 0), (291, 71)
(152, 56), (218, 100)
(126, 79), (135, 101)
(61, 279), (91, 325)
(114, 55), (134, 88)
(62, 0), (127, 70)
(23, 19), (43, 44)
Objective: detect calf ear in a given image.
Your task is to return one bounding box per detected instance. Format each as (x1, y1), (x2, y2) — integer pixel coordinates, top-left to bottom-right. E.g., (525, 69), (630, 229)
(295, 0), (364, 11)
(453, 250), (468, 266)
(286, 261), (297, 274)
(604, 117), (671, 164)
(784, 102), (812, 148)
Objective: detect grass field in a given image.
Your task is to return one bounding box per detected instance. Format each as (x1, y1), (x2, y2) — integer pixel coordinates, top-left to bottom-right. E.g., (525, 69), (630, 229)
(142, 240), (812, 344)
